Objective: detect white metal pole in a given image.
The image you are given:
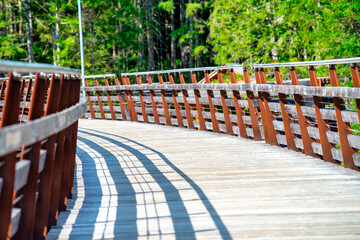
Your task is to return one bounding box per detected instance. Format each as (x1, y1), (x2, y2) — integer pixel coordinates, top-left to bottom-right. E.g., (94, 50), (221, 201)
(77, 0), (85, 96)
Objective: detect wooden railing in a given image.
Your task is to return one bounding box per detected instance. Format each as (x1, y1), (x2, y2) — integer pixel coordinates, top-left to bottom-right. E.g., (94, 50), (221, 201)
(83, 58), (360, 171)
(0, 61), (86, 240)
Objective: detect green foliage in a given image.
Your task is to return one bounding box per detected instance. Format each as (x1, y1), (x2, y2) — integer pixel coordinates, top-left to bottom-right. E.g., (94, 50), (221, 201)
(209, 0), (360, 67)
(158, 0), (175, 13)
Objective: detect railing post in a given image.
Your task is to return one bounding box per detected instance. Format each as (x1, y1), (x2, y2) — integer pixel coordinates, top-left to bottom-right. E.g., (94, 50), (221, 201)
(258, 68), (279, 145)
(204, 71), (220, 133)
(350, 64), (360, 126)
(243, 68), (262, 140)
(114, 76), (128, 121)
(94, 78), (106, 119)
(136, 75), (149, 123)
(274, 67), (299, 151)
(229, 69), (248, 138)
(67, 76), (81, 199)
(20, 78), (33, 123)
(146, 75), (160, 124)
(58, 76), (77, 212)
(168, 73), (184, 127)
(104, 78), (116, 120)
(190, 72), (207, 131)
(14, 73), (49, 240)
(308, 66), (336, 163)
(217, 71), (234, 135)
(289, 67), (317, 157)
(84, 79), (96, 119)
(0, 73), (22, 240)
(158, 74), (172, 126)
(123, 76), (138, 122)
(179, 72), (195, 129)
(48, 74), (70, 227)
(328, 65), (357, 169)
(33, 74), (62, 240)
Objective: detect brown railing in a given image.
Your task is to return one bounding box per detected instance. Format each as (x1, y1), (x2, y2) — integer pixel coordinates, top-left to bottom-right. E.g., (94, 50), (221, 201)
(0, 61), (86, 240)
(83, 58), (360, 171)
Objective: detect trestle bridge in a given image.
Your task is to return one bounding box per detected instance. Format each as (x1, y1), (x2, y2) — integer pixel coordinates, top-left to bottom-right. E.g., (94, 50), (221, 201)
(0, 58), (360, 239)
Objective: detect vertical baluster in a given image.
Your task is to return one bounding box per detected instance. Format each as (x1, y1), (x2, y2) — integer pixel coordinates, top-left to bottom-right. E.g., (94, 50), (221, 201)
(0, 72), (22, 240)
(94, 78), (106, 119)
(218, 71), (234, 135)
(158, 74), (172, 126)
(58, 76), (77, 212)
(244, 68), (262, 140)
(258, 68), (279, 145)
(104, 78), (116, 120)
(350, 64), (360, 126)
(20, 78), (33, 123)
(229, 69), (248, 138)
(114, 76), (128, 121)
(179, 72), (195, 129)
(290, 67), (317, 157)
(136, 76), (149, 123)
(48, 74), (70, 227)
(308, 66), (336, 163)
(14, 73), (48, 240)
(147, 75), (160, 124)
(123, 76), (138, 122)
(191, 72), (207, 131)
(204, 71), (220, 133)
(34, 74), (61, 239)
(274, 67), (298, 151)
(168, 73), (184, 127)
(0, 78), (6, 101)
(254, 68), (270, 143)
(329, 65), (357, 169)
(67, 76), (81, 199)
(84, 79), (96, 119)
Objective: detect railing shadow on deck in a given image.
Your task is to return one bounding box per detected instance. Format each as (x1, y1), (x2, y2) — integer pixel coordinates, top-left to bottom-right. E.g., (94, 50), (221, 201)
(49, 127), (231, 239)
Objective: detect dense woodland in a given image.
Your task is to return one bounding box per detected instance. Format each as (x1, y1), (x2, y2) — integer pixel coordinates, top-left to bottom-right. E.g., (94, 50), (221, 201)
(0, 0), (360, 75)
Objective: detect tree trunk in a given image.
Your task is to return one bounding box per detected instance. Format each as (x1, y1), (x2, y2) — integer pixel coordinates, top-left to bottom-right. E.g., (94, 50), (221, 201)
(1, 1), (7, 36)
(19, 0), (24, 43)
(25, 0), (34, 62)
(146, 0), (155, 71)
(171, 8), (176, 69)
(180, 0), (186, 68)
(137, 0), (145, 71)
(52, 2), (60, 65)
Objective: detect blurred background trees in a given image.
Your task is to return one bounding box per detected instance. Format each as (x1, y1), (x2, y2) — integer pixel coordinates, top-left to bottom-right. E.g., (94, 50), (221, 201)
(0, 0), (359, 75)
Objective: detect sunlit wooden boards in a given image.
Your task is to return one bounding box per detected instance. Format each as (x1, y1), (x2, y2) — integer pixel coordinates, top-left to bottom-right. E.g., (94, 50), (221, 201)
(48, 120), (360, 239)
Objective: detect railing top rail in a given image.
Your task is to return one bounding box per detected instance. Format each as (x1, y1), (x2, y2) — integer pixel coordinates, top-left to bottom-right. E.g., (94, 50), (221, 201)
(0, 60), (80, 75)
(253, 57), (360, 68)
(84, 74), (117, 79)
(0, 73), (54, 81)
(121, 65), (246, 77)
(0, 97), (87, 157)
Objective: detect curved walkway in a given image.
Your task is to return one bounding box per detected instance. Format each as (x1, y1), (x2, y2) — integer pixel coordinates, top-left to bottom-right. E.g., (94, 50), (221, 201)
(47, 119), (360, 239)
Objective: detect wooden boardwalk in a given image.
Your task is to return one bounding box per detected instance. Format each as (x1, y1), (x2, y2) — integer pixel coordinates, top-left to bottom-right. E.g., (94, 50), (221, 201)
(47, 119), (360, 240)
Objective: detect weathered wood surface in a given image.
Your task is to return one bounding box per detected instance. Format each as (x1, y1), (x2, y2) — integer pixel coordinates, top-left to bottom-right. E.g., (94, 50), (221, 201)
(47, 119), (360, 240)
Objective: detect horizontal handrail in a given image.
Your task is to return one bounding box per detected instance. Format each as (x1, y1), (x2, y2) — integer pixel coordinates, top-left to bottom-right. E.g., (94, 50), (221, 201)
(0, 60), (80, 75)
(0, 97), (87, 157)
(82, 83), (360, 100)
(253, 57), (360, 68)
(121, 65), (246, 77)
(84, 74), (117, 79)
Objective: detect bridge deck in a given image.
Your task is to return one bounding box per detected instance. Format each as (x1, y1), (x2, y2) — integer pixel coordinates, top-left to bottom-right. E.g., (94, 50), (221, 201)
(47, 119), (360, 240)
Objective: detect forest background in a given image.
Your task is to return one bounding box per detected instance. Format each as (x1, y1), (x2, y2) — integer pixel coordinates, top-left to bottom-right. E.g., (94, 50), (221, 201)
(0, 0), (360, 76)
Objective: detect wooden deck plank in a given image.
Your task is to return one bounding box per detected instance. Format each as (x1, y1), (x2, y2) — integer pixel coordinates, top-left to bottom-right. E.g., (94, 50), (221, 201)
(47, 119), (360, 239)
